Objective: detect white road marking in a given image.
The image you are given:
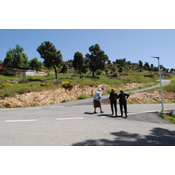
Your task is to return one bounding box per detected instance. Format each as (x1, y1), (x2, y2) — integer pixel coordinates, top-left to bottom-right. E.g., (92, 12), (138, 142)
(4, 119), (37, 123)
(56, 117), (84, 121)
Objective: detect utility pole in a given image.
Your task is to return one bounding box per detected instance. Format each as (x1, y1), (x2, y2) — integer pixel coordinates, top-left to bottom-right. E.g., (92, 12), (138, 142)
(151, 56), (164, 112)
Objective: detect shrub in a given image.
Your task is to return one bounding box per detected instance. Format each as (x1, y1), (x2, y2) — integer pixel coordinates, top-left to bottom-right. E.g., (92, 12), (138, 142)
(96, 69), (102, 75)
(90, 84), (94, 87)
(5, 91), (12, 97)
(113, 72), (118, 78)
(144, 75), (154, 78)
(40, 81), (52, 87)
(1, 82), (13, 88)
(61, 99), (67, 103)
(105, 69), (109, 75)
(119, 67), (123, 72)
(77, 94), (87, 100)
(62, 81), (73, 89)
(80, 73), (85, 82)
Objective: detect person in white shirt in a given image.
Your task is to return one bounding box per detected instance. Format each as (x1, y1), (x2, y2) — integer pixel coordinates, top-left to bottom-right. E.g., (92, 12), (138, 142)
(93, 88), (104, 113)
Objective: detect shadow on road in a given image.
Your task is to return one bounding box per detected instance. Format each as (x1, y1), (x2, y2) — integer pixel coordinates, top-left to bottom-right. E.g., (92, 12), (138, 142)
(72, 127), (175, 146)
(84, 112), (124, 118)
(97, 114), (124, 118)
(84, 112), (96, 115)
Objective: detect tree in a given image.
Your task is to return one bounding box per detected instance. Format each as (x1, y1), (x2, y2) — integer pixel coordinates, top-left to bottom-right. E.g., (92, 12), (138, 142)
(116, 58), (126, 67)
(29, 57), (43, 71)
(153, 66), (158, 71)
(82, 58), (89, 74)
(60, 63), (68, 73)
(0, 60), (2, 64)
(85, 44), (109, 77)
(66, 59), (73, 69)
(37, 41), (63, 79)
(119, 67), (123, 72)
(163, 67), (166, 71)
(111, 64), (117, 73)
(144, 62), (150, 70)
(3, 44), (28, 67)
(106, 60), (112, 69)
(159, 65), (164, 71)
(139, 60), (143, 68)
(126, 61), (131, 66)
(170, 68), (175, 73)
(150, 64), (154, 71)
(73, 52), (85, 74)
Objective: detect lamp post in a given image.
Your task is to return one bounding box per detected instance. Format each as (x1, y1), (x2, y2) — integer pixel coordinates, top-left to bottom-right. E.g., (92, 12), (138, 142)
(151, 56), (164, 112)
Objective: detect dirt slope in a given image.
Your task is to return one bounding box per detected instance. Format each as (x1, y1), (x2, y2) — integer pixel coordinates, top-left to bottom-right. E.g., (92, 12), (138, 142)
(0, 82), (174, 108)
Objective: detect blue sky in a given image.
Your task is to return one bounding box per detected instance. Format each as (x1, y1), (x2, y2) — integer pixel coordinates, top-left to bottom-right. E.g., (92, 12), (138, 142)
(0, 29), (175, 70)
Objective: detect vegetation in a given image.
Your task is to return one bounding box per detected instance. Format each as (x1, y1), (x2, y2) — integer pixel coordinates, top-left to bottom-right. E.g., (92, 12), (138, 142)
(144, 77), (175, 93)
(73, 52), (85, 75)
(1, 42), (174, 79)
(162, 78), (175, 92)
(37, 41), (63, 79)
(62, 81), (73, 89)
(77, 94), (87, 100)
(29, 57), (43, 71)
(158, 110), (175, 124)
(0, 71), (160, 98)
(1, 42), (175, 103)
(60, 63), (68, 73)
(3, 44), (28, 67)
(85, 44), (109, 77)
(0, 82), (13, 88)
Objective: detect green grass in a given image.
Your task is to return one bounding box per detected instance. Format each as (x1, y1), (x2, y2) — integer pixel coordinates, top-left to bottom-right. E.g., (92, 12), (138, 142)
(0, 72), (171, 98)
(61, 99), (67, 103)
(77, 94), (87, 100)
(162, 78), (175, 92)
(157, 110), (175, 124)
(144, 77), (175, 93)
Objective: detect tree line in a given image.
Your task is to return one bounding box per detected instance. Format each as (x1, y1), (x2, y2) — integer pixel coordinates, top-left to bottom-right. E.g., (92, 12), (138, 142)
(1, 42), (175, 79)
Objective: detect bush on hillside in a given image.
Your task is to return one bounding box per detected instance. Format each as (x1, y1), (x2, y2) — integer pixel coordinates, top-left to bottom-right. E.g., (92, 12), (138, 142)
(113, 72), (118, 78)
(62, 81), (73, 89)
(96, 69), (102, 75)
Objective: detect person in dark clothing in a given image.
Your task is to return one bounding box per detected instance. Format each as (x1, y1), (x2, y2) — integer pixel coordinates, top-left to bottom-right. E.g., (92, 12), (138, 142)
(108, 88), (118, 116)
(118, 90), (130, 118)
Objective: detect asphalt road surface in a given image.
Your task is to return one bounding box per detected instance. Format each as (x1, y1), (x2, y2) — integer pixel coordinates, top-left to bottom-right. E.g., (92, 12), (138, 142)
(0, 103), (175, 146)
(0, 80), (174, 146)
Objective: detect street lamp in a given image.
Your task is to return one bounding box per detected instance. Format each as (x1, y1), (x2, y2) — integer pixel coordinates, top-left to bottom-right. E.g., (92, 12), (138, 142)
(151, 56), (164, 112)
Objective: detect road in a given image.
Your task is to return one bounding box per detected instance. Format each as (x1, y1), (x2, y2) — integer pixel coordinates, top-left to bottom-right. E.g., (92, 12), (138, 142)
(0, 79), (174, 146)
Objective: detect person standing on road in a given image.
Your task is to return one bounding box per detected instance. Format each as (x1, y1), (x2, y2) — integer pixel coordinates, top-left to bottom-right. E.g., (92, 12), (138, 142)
(108, 88), (118, 116)
(118, 90), (130, 118)
(93, 88), (104, 113)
